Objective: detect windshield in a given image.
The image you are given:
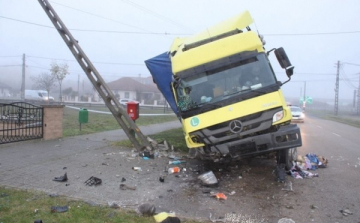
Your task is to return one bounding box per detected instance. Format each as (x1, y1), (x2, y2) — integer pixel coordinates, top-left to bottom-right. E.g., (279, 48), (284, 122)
(175, 53), (277, 112)
(291, 107), (302, 112)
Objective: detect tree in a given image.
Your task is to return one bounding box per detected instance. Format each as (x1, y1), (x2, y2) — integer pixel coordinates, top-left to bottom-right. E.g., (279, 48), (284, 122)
(31, 72), (56, 103)
(50, 62), (69, 102)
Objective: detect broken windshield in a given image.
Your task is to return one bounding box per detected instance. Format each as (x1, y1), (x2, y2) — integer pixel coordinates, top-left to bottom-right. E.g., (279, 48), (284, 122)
(175, 53), (277, 112)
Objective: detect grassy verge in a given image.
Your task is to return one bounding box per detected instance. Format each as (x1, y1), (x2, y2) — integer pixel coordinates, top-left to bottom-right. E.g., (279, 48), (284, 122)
(0, 187), (156, 223)
(63, 106), (178, 137)
(306, 109), (360, 128)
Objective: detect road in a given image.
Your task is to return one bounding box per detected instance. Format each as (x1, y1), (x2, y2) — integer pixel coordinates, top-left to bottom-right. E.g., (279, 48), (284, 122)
(279, 115), (360, 223)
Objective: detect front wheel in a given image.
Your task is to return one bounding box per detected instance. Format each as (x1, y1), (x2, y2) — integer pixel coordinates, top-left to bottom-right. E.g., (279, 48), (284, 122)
(277, 147), (297, 170)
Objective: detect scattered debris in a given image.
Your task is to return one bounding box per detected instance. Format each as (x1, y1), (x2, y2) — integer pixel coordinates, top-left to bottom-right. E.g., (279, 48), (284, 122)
(108, 201), (120, 209)
(282, 181), (293, 191)
(168, 167), (180, 174)
(132, 167), (142, 171)
(121, 177), (126, 182)
(48, 193), (59, 198)
(34, 220), (43, 223)
(210, 192), (227, 200)
(278, 218), (295, 223)
(198, 171), (218, 185)
(52, 173), (68, 182)
(159, 176), (165, 182)
(120, 183), (136, 190)
(275, 164), (286, 182)
(169, 160), (185, 165)
(229, 191), (236, 195)
(84, 176), (102, 186)
(137, 203), (156, 216)
(297, 153), (328, 170)
(153, 212), (180, 223)
(102, 163), (109, 166)
(50, 205), (68, 213)
(340, 209), (353, 216)
(290, 165), (318, 179)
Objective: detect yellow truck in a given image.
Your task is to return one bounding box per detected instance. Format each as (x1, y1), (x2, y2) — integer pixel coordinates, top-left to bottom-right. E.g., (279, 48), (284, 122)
(146, 11), (301, 168)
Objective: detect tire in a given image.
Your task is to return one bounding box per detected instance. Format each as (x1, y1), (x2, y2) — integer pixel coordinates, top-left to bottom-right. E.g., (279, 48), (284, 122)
(278, 148), (297, 170)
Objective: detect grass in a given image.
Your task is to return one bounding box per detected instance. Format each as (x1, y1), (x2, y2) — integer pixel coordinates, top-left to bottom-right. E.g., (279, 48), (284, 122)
(0, 187), (157, 223)
(63, 106), (178, 137)
(306, 109), (360, 128)
(0, 187), (202, 223)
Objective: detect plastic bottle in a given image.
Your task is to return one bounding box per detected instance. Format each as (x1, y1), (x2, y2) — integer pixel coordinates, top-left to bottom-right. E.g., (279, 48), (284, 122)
(168, 167), (180, 174)
(168, 160), (185, 165)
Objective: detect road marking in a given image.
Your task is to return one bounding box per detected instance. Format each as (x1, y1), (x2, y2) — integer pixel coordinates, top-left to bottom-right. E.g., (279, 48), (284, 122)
(332, 132), (341, 137)
(317, 125), (322, 128)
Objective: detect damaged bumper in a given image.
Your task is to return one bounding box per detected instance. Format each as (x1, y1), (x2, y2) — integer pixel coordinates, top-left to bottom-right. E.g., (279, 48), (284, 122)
(207, 124), (302, 159)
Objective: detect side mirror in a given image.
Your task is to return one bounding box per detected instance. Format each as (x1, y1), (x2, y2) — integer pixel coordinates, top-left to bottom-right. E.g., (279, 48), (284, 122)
(275, 47), (292, 69)
(286, 66), (294, 78)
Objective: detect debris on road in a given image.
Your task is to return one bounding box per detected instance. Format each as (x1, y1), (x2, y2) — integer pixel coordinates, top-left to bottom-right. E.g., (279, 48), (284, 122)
(153, 212), (180, 223)
(198, 171), (218, 185)
(84, 176), (102, 186)
(210, 192), (227, 200)
(52, 173), (68, 182)
(289, 165), (318, 179)
(132, 167), (142, 171)
(340, 209), (353, 216)
(120, 183), (136, 190)
(137, 203), (156, 216)
(168, 167), (180, 174)
(50, 205), (68, 213)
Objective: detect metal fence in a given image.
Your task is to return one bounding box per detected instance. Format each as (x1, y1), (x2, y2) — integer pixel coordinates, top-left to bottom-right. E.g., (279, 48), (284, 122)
(0, 102), (43, 144)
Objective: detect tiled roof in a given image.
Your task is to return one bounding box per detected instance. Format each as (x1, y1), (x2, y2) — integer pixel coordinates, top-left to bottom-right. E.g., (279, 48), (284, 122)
(107, 77), (159, 92)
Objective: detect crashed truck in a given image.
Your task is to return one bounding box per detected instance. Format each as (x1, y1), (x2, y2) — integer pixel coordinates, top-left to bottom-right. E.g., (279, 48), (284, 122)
(145, 11), (302, 169)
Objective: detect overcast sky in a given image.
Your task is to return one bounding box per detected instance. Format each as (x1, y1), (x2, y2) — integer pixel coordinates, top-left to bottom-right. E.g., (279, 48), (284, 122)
(1, 0), (360, 102)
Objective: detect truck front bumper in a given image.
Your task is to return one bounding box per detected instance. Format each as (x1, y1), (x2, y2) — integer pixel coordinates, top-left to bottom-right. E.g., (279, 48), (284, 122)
(210, 124), (302, 158)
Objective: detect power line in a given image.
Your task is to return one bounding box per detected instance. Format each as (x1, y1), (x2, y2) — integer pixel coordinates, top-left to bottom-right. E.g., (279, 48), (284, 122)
(120, 0), (194, 32)
(27, 55), (144, 66)
(264, 31), (360, 36)
(342, 62), (360, 67)
(0, 16), (189, 36)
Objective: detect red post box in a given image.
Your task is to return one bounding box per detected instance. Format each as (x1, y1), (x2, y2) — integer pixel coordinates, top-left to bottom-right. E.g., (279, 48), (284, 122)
(126, 101), (139, 121)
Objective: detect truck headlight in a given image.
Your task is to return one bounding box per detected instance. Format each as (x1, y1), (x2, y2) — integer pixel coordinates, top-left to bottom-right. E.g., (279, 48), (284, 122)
(273, 110), (284, 123)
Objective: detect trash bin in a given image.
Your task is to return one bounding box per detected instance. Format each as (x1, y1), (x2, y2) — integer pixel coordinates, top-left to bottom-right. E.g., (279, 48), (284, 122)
(127, 101), (139, 121)
(78, 108), (88, 123)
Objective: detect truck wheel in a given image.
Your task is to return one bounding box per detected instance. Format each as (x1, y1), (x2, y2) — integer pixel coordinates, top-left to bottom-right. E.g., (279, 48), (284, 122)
(278, 148), (297, 170)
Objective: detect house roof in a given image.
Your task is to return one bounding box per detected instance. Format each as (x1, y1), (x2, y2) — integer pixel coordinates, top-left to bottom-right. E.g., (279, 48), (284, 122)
(107, 77), (159, 92)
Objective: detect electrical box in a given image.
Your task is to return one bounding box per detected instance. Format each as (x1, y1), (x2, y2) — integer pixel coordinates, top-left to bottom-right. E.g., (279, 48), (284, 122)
(127, 101), (139, 121)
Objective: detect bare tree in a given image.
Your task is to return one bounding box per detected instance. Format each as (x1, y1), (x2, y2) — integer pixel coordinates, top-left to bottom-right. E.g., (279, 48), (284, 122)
(31, 72), (56, 103)
(50, 62), (69, 102)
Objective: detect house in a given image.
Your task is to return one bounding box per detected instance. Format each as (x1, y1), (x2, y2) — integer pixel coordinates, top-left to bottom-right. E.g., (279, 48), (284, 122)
(106, 77), (164, 105)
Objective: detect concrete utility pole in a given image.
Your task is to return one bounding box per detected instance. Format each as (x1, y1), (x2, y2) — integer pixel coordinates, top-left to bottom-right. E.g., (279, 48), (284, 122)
(21, 54), (26, 100)
(334, 61), (340, 116)
(357, 73), (360, 115)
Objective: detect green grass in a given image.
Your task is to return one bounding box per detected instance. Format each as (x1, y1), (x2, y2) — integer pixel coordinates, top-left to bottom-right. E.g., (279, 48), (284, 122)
(306, 109), (360, 128)
(63, 107), (178, 137)
(0, 187), (203, 223)
(0, 187), (156, 223)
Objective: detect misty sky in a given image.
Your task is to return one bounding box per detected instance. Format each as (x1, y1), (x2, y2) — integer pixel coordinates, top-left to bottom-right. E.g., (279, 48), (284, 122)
(1, 0), (360, 102)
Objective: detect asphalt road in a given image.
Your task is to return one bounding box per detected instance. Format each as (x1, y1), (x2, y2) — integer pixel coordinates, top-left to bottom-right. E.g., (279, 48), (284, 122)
(280, 115), (360, 223)
(1, 116), (359, 223)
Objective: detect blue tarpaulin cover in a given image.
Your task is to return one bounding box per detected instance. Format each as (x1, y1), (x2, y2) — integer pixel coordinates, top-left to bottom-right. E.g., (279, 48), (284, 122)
(145, 52), (179, 117)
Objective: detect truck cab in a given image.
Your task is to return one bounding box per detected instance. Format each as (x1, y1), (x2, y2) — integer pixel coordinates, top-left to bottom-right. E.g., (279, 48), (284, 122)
(147, 11), (301, 166)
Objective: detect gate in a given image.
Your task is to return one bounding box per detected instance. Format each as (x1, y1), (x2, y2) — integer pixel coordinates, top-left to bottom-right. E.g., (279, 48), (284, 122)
(0, 102), (43, 144)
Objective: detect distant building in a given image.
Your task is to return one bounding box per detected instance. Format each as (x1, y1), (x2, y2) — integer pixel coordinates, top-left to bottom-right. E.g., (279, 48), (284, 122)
(0, 82), (12, 97)
(105, 77), (164, 105)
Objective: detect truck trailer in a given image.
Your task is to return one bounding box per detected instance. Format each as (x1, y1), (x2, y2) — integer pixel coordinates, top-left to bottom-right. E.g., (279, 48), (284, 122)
(145, 11), (301, 168)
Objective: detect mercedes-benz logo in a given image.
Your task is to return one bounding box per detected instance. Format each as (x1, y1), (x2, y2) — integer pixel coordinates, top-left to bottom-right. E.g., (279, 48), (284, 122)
(229, 120), (242, 133)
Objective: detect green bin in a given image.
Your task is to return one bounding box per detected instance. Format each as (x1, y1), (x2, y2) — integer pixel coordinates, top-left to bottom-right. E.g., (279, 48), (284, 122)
(79, 108), (88, 123)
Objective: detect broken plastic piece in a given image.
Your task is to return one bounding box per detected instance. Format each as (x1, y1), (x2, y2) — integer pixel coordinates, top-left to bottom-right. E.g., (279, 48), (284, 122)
(215, 193), (227, 200)
(52, 173), (68, 182)
(132, 167), (142, 171)
(120, 183), (136, 190)
(153, 212), (179, 223)
(84, 176), (102, 186)
(198, 171), (218, 185)
(50, 205), (68, 213)
(168, 167), (180, 174)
